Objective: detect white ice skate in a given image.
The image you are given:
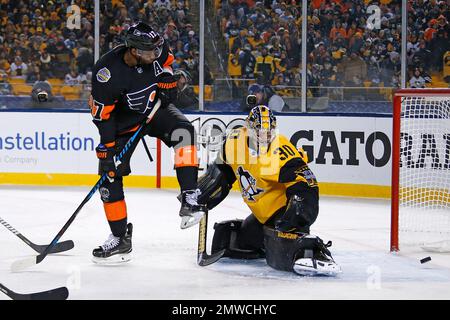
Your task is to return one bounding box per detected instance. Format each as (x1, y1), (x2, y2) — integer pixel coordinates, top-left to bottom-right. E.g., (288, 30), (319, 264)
(293, 256), (342, 276)
(92, 223), (133, 265)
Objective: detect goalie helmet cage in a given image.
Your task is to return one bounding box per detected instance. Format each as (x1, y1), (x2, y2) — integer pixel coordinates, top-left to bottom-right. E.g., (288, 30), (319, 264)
(391, 88), (450, 252)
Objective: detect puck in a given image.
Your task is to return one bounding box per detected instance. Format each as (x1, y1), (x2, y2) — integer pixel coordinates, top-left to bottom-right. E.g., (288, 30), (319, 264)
(420, 256), (431, 264)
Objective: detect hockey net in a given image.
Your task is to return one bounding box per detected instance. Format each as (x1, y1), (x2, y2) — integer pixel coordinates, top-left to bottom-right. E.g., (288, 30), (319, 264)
(391, 89), (450, 252)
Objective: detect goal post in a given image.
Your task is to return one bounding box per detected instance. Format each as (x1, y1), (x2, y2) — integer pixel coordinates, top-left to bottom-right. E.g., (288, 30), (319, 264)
(391, 89), (450, 252)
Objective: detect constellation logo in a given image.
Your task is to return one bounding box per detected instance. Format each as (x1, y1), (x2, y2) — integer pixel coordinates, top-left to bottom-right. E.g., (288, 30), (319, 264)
(67, 4), (81, 30)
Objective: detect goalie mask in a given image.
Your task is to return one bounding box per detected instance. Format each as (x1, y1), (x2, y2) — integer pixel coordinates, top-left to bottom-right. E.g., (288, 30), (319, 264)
(246, 105), (277, 148)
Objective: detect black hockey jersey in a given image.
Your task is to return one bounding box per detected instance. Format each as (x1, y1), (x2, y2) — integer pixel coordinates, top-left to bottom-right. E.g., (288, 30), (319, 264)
(89, 43), (175, 145)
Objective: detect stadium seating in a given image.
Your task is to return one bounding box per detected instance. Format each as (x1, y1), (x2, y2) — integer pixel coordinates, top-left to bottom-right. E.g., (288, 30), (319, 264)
(47, 78), (63, 95)
(11, 83), (32, 96)
(193, 85), (213, 101)
(60, 86), (81, 100)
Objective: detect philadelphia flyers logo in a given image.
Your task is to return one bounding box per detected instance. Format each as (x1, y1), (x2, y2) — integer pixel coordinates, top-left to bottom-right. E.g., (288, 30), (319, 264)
(126, 83), (158, 114)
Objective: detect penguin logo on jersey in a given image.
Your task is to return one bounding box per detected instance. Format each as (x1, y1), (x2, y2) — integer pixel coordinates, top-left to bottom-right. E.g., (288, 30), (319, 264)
(237, 166), (263, 201)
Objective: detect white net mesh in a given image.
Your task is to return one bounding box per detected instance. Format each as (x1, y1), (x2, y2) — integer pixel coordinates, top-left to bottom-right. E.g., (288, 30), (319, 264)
(398, 94), (450, 250)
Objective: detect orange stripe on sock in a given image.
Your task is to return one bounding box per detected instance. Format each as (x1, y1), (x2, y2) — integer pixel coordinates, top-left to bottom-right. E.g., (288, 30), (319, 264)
(174, 145), (198, 168)
(104, 200), (127, 222)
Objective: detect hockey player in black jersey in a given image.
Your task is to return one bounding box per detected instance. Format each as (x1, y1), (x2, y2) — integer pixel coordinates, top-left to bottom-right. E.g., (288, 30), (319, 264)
(89, 22), (205, 263)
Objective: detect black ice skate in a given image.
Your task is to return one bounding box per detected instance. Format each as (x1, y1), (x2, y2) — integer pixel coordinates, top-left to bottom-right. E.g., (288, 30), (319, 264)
(293, 236), (342, 277)
(179, 189), (206, 229)
(92, 223), (133, 264)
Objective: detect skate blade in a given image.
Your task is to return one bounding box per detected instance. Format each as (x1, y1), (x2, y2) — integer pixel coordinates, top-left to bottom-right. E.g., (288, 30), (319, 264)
(92, 253), (132, 265)
(293, 260), (342, 277)
(180, 211), (204, 229)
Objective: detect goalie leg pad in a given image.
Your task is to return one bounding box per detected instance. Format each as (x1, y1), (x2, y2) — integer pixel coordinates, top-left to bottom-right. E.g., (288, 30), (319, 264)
(263, 226), (306, 271)
(263, 226), (340, 275)
(211, 220), (264, 259)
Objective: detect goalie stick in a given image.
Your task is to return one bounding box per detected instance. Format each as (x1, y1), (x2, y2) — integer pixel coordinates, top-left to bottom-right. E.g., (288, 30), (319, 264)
(11, 100), (161, 272)
(196, 128), (225, 266)
(0, 216), (74, 254)
(0, 283), (68, 300)
(197, 211), (225, 266)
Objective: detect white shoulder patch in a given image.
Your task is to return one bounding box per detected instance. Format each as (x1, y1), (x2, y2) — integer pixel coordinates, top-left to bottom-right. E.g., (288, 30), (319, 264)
(96, 67), (111, 83)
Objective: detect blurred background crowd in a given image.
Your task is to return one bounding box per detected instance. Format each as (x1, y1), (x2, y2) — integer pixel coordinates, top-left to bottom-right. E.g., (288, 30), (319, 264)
(220, 0), (449, 107)
(0, 0), (449, 111)
(0, 0), (209, 102)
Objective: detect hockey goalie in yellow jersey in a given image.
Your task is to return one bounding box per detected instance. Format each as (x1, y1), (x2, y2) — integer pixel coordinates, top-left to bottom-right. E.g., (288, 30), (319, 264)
(195, 103), (341, 276)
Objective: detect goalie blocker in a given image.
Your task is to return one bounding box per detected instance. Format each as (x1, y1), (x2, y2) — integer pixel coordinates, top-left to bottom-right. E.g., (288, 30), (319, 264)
(196, 163), (341, 276)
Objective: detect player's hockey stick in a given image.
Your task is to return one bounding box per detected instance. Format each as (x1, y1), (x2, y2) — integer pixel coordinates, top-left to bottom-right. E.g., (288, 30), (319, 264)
(141, 137), (154, 162)
(197, 211), (225, 266)
(11, 101), (161, 272)
(0, 216), (74, 254)
(0, 283), (69, 300)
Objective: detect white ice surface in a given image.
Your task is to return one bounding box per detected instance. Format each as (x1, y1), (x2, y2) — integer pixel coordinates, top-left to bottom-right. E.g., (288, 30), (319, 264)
(0, 186), (449, 300)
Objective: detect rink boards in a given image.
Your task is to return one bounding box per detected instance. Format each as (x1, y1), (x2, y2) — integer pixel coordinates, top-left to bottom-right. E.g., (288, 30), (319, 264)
(0, 110), (446, 198)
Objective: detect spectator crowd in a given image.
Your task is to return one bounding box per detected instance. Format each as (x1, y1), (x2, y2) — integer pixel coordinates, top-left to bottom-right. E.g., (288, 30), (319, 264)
(218, 0), (450, 99)
(1, 0), (449, 105)
(0, 0), (206, 100)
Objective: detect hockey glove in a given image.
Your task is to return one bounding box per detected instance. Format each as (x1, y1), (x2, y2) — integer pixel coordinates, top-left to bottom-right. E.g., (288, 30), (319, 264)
(157, 73), (181, 107)
(96, 144), (117, 179)
(275, 195), (315, 233)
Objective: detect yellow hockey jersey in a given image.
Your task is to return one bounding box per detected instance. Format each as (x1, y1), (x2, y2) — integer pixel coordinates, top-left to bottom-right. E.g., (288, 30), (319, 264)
(221, 127), (318, 224)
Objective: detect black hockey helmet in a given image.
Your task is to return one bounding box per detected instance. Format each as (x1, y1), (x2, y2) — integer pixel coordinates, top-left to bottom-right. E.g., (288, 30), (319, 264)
(174, 69), (192, 91)
(123, 22), (164, 52)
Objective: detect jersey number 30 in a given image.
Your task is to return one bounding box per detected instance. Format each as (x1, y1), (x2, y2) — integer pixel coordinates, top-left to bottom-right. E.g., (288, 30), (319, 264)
(274, 145), (296, 161)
